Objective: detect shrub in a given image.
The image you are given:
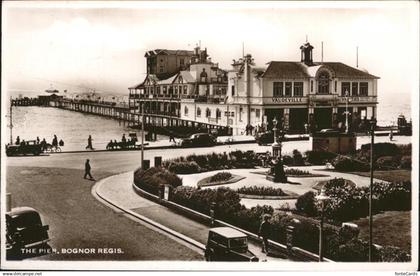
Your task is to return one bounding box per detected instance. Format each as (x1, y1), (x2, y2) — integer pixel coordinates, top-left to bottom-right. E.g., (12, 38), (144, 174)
(400, 155), (412, 169)
(134, 167), (182, 195)
(305, 150), (337, 165)
(295, 191), (318, 216)
(282, 155), (294, 166)
(377, 246), (411, 262)
(237, 186), (287, 196)
(397, 144), (411, 156)
(230, 205), (274, 234)
(167, 161), (201, 174)
(285, 168), (310, 176)
(360, 142), (400, 158)
(332, 155), (370, 172)
(292, 149), (305, 166)
(376, 156), (400, 170)
(209, 172), (232, 183)
(373, 181), (411, 211)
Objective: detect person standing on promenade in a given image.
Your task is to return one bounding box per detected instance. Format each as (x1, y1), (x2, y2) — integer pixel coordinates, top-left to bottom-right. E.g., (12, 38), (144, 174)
(52, 135), (58, 149)
(84, 159), (95, 180)
(86, 135), (93, 150)
(15, 136), (20, 145)
(258, 214), (272, 255)
(36, 136), (40, 144)
(121, 134), (126, 143)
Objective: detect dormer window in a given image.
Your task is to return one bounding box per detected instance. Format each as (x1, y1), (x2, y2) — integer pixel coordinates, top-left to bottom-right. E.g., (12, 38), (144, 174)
(317, 71), (330, 94)
(200, 69), (208, 83)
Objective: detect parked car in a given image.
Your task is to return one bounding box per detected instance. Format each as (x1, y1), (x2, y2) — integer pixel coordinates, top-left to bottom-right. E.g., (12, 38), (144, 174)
(180, 133), (217, 147)
(6, 140), (42, 156)
(6, 207), (50, 258)
(255, 131), (274, 145)
(204, 227), (259, 262)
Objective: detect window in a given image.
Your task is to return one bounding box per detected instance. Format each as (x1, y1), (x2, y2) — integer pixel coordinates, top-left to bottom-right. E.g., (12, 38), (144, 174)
(197, 107), (201, 117)
(256, 109), (260, 118)
(273, 82), (283, 97)
(183, 85), (188, 94)
(341, 82), (350, 96)
(311, 80), (313, 92)
(285, 82), (292, 97)
(157, 87), (160, 95)
(184, 106), (188, 116)
(159, 66), (163, 73)
(180, 58), (184, 65)
(206, 108), (211, 117)
(317, 72), (330, 94)
(359, 82), (368, 96)
(232, 85), (235, 96)
(174, 86), (178, 95)
(163, 86), (167, 94)
(293, 82), (303, 97)
(335, 81), (337, 92)
(216, 109), (221, 118)
(352, 82), (359, 96)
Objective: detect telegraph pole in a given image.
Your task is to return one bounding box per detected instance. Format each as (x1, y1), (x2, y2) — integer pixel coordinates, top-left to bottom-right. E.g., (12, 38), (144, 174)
(9, 96), (13, 144)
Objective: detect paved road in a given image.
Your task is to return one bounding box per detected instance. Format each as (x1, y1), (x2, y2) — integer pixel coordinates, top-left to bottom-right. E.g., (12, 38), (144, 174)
(6, 166), (202, 261)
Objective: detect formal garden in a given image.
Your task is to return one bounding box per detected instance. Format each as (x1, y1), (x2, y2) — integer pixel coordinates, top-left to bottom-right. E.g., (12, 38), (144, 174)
(133, 143), (412, 262)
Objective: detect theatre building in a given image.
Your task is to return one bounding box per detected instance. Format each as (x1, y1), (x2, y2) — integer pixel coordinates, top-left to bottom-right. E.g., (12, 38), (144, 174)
(227, 41), (379, 134)
(129, 42), (379, 136)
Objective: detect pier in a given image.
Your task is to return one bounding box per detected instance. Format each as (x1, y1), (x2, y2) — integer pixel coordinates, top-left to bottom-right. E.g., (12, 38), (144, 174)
(49, 98), (231, 137)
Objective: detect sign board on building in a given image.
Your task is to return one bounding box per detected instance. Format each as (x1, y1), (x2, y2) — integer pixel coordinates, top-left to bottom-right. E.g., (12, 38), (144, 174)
(224, 111), (234, 117)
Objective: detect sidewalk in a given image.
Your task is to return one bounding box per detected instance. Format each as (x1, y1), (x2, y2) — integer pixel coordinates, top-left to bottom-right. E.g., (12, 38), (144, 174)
(95, 171), (291, 262)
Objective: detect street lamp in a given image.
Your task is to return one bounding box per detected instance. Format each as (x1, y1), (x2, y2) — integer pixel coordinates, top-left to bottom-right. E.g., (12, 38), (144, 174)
(345, 90), (351, 133)
(316, 188), (330, 262)
(368, 117), (377, 262)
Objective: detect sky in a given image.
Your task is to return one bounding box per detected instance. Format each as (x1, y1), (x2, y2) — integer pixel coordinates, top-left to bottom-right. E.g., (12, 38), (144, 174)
(2, 1), (419, 112)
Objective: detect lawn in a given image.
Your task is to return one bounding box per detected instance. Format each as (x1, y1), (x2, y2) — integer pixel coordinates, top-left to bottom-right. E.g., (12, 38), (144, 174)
(352, 211), (411, 252)
(349, 169), (411, 182)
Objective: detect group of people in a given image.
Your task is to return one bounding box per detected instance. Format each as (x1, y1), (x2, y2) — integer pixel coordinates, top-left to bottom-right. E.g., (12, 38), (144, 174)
(14, 135), (64, 151)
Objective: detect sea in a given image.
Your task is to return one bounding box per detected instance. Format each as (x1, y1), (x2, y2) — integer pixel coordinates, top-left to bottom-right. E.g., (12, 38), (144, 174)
(7, 106), (166, 151)
(5, 101), (411, 151)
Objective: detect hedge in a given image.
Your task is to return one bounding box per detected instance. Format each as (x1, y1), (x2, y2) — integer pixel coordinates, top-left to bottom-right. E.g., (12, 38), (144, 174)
(133, 166), (182, 195)
(305, 150), (337, 165)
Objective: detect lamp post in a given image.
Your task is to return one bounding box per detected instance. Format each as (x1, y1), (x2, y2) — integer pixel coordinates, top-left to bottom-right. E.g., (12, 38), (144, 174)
(316, 188), (330, 262)
(345, 90), (350, 133)
(368, 117), (377, 262)
(140, 98), (145, 169)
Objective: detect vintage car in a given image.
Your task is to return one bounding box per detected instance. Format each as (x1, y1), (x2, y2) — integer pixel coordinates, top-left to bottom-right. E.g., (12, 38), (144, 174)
(204, 227), (259, 262)
(180, 133), (217, 148)
(255, 131), (274, 145)
(6, 140), (43, 156)
(6, 207), (50, 257)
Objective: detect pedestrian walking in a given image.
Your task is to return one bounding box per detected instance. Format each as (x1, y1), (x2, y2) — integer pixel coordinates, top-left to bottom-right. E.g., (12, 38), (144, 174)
(86, 135), (93, 150)
(59, 139), (64, 147)
(84, 159), (95, 180)
(122, 134), (126, 143)
(52, 135), (58, 149)
(169, 133), (176, 143)
(389, 129), (393, 141)
(258, 214), (272, 255)
(36, 137), (40, 144)
(15, 136), (20, 145)
(41, 138), (47, 151)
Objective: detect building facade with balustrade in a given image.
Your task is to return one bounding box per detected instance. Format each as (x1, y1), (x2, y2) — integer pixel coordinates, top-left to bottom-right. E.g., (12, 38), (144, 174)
(129, 42), (379, 135)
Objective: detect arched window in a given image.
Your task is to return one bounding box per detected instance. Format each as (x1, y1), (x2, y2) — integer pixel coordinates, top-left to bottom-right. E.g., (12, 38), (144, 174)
(197, 107), (201, 117)
(216, 108), (221, 118)
(206, 108), (211, 118)
(317, 71), (330, 94)
(184, 106), (189, 116)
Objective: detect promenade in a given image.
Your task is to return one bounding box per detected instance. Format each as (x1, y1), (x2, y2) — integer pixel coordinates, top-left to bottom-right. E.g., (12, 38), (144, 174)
(94, 171), (291, 262)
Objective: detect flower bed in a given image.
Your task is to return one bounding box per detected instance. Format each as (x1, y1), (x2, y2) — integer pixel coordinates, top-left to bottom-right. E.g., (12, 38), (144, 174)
(237, 185), (287, 196)
(163, 150), (259, 174)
